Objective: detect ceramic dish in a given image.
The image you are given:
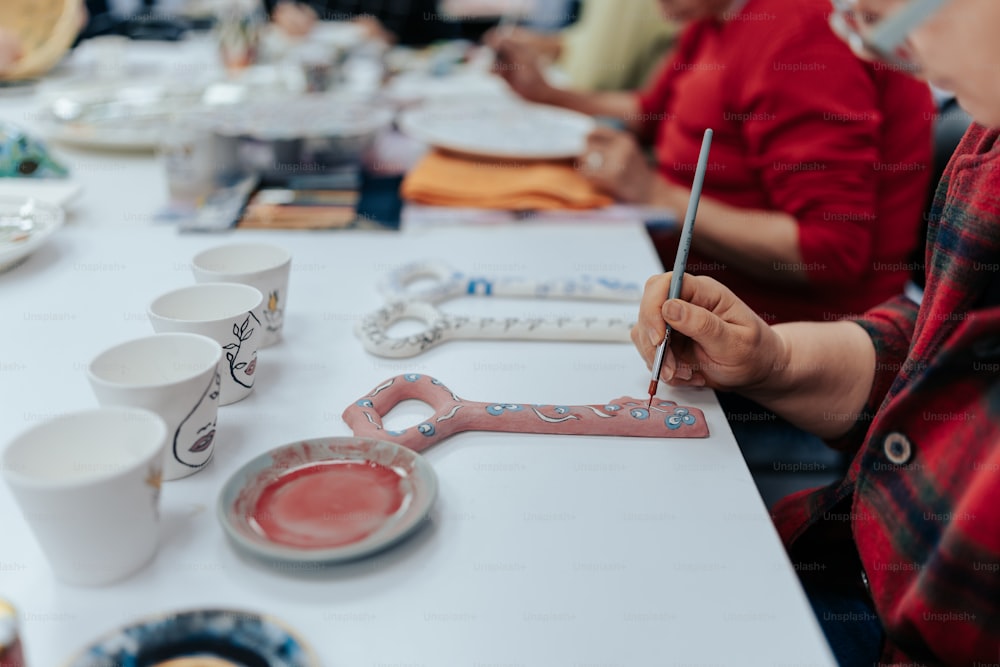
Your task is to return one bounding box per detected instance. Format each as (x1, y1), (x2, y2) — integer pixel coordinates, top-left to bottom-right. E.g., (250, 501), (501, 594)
(35, 71), (305, 150)
(0, 197), (64, 273)
(398, 99), (595, 160)
(0, 179), (82, 207)
(210, 95), (395, 178)
(36, 81), (212, 150)
(64, 608), (320, 667)
(218, 437), (437, 564)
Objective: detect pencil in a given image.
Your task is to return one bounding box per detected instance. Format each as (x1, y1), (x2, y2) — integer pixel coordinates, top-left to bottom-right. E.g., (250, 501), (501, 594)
(647, 128), (714, 406)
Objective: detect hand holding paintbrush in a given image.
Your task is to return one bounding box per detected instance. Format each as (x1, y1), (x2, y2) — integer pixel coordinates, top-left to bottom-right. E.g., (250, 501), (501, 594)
(647, 128), (714, 406)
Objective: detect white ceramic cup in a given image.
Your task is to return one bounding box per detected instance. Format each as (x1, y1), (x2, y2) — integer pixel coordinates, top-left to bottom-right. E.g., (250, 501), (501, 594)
(87, 333), (222, 481)
(2, 407), (167, 587)
(147, 283), (263, 405)
(191, 243), (292, 347)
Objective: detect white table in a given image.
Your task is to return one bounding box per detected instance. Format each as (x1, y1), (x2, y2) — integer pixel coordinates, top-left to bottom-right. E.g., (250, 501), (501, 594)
(0, 41), (834, 667)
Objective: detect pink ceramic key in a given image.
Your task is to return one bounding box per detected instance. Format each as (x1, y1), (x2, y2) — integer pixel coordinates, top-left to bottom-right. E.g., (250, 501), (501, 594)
(342, 374), (709, 452)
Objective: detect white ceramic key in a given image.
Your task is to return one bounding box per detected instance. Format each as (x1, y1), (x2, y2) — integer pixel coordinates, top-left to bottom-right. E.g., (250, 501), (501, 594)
(379, 260), (643, 304)
(355, 300), (635, 358)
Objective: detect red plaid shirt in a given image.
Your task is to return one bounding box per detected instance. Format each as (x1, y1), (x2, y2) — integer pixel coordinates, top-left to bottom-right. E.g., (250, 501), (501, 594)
(772, 124), (1000, 664)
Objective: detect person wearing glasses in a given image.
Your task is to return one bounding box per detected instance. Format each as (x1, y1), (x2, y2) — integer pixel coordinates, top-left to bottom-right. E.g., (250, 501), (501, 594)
(495, 0), (934, 326)
(632, 0), (999, 663)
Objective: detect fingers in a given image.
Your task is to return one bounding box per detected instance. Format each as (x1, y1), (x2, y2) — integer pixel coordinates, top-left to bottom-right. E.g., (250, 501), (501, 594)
(634, 272), (673, 361)
(273, 3), (316, 36)
(587, 125), (623, 144)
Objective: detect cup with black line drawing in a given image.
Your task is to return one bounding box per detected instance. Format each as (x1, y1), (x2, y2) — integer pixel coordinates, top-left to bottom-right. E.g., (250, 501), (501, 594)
(87, 333), (223, 481)
(147, 283), (264, 405)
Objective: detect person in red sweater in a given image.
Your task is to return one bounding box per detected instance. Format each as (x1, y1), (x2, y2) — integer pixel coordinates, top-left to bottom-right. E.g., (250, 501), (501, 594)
(496, 0), (934, 324)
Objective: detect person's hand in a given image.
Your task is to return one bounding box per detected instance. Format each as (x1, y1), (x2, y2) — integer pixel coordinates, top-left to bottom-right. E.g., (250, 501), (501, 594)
(272, 2), (318, 38)
(0, 29), (24, 76)
(483, 26), (561, 61)
(631, 272), (789, 390)
(579, 126), (658, 203)
(353, 15), (396, 45)
(493, 41), (558, 104)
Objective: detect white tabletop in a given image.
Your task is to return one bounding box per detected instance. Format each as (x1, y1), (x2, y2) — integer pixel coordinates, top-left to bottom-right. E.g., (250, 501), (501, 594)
(0, 40), (835, 667)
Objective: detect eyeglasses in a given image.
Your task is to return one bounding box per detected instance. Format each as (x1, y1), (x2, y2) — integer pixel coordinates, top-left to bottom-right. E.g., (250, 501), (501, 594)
(829, 0), (947, 71)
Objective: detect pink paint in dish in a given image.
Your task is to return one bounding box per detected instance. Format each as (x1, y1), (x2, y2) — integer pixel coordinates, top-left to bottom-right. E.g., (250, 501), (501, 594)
(250, 460), (405, 549)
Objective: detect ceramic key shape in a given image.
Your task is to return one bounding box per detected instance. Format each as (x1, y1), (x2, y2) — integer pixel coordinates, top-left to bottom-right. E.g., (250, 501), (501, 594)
(355, 301), (635, 358)
(342, 374), (709, 451)
(380, 260), (644, 304)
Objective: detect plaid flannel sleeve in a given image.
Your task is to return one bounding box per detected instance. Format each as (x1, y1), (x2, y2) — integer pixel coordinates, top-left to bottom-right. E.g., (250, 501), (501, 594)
(826, 293), (921, 451)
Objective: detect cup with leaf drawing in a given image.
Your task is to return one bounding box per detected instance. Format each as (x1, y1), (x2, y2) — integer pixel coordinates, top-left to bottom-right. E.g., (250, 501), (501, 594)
(147, 283), (263, 405)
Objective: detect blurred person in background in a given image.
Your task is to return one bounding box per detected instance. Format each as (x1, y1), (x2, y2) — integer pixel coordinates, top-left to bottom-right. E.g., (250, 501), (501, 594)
(264, 0), (459, 45)
(487, 0), (678, 92)
(631, 0), (1000, 662)
(497, 0), (934, 325)
(0, 29), (24, 75)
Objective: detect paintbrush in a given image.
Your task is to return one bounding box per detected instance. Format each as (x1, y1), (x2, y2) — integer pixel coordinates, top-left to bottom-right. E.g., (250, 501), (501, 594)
(647, 128), (714, 407)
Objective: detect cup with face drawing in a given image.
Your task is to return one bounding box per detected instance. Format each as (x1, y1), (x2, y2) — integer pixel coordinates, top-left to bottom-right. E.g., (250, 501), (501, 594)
(87, 333), (223, 481)
(147, 283), (264, 405)
(1, 407), (167, 586)
(191, 243), (292, 348)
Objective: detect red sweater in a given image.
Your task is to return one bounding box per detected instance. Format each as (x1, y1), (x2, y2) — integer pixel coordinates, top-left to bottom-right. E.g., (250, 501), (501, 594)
(639, 0), (934, 323)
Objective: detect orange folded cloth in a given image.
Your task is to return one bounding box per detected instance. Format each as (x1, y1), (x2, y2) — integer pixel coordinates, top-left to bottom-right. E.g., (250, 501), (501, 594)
(401, 150), (614, 210)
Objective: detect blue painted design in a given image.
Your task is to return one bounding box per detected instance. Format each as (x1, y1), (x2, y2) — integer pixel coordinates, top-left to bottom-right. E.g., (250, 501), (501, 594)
(466, 278), (493, 296)
(388, 429), (407, 436)
(630, 408), (649, 420)
(673, 408), (689, 417)
(666, 415), (682, 430)
(486, 404), (524, 416)
(554, 406), (570, 414)
(0, 122), (69, 179)
(417, 423), (436, 436)
(681, 414), (697, 425)
(356, 399), (373, 407)
(404, 373), (422, 382)
(65, 609), (314, 667)
(604, 404), (621, 412)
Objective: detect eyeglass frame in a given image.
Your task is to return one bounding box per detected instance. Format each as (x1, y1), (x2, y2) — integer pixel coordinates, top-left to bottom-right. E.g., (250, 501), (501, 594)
(829, 0), (948, 67)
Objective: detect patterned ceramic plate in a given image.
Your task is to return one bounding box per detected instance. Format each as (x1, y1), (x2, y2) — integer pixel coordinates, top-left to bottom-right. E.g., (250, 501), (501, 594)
(398, 99), (595, 160)
(64, 608), (320, 667)
(218, 437), (437, 564)
(0, 197), (64, 273)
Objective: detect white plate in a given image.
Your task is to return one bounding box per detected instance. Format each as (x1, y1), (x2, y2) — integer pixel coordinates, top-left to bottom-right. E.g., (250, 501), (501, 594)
(218, 436), (437, 564)
(0, 197), (64, 273)
(399, 100), (595, 160)
(0, 178), (82, 207)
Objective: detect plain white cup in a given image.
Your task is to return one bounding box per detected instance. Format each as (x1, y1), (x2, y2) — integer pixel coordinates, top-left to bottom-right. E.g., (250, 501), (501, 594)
(147, 283), (263, 405)
(191, 243), (292, 347)
(2, 407), (167, 587)
(87, 333), (222, 481)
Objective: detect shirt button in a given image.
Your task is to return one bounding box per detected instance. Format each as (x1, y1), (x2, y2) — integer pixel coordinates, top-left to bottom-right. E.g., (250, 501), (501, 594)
(883, 432), (912, 465)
